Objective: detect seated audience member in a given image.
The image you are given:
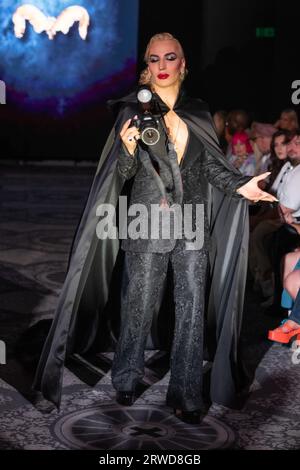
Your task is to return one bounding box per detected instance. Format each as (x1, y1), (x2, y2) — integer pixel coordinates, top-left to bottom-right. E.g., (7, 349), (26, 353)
(266, 129), (300, 314)
(213, 110), (228, 153)
(281, 249), (300, 311)
(267, 129), (290, 190)
(274, 108), (299, 132)
(250, 129), (289, 230)
(275, 130), (300, 225)
(268, 251), (300, 344)
(249, 131), (290, 224)
(229, 131), (256, 176)
(225, 109), (250, 158)
(250, 122), (277, 177)
(249, 130), (300, 302)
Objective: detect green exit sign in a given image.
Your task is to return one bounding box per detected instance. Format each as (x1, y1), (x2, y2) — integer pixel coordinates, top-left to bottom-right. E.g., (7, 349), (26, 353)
(256, 27), (275, 38)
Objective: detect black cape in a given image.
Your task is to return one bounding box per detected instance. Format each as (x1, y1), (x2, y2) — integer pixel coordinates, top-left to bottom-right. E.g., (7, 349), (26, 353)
(33, 89), (250, 409)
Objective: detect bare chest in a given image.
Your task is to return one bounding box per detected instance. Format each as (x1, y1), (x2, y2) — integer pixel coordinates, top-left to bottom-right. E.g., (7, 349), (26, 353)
(164, 111), (189, 164)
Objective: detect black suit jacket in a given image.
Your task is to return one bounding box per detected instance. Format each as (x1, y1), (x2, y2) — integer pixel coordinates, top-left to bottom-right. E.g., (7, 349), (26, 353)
(118, 127), (250, 252)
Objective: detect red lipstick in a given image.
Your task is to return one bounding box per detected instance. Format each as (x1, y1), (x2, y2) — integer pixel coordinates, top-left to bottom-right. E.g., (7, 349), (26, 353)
(158, 73), (169, 79)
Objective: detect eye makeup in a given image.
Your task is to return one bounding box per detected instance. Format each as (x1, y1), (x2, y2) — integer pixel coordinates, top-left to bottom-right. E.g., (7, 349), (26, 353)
(165, 53), (177, 61)
(148, 52), (178, 63)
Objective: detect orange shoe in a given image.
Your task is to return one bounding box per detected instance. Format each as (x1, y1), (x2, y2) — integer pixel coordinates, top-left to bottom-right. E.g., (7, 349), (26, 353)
(268, 320), (300, 344)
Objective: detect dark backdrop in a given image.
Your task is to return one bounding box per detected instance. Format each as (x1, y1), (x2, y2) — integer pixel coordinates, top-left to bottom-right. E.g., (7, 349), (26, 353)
(139, 0), (299, 121)
(1, 0), (299, 161)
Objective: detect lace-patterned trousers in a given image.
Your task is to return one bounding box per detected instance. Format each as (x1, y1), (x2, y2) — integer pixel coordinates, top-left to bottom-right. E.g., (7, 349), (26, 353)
(111, 240), (208, 411)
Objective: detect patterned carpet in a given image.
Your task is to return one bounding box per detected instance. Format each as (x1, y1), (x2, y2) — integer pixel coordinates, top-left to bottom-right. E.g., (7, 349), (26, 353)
(0, 163), (299, 450)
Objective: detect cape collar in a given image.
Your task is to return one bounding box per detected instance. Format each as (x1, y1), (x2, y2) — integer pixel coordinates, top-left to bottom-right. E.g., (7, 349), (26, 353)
(151, 87), (187, 115)
(107, 86), (188, 117)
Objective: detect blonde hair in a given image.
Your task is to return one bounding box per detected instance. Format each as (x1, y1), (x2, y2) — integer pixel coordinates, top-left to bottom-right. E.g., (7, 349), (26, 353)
(139, 32), (187, 85)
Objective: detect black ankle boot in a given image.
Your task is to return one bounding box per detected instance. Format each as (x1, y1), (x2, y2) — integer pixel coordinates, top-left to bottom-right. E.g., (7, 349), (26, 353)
(116, 391), (135, 406)
(173, 408), (204, 424)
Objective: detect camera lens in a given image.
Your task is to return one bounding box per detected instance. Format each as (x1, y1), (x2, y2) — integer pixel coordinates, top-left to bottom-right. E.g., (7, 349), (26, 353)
(141, 127), (160, 145)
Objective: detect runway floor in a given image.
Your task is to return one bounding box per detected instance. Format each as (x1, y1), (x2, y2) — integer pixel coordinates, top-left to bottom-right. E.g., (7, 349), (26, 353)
(0, 163), (299, 450)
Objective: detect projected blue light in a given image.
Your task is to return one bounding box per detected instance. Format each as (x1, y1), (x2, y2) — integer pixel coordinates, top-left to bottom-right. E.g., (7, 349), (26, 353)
(0, 0), (138, 113)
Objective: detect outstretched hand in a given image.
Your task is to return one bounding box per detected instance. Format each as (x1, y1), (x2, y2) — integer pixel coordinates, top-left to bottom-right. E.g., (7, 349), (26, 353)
(236, 172), (278, 203)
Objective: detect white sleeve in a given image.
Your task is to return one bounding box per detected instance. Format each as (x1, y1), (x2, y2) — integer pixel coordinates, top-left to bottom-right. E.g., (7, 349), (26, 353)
(279, 170), (300, 210)
(271, 163), (288, 194)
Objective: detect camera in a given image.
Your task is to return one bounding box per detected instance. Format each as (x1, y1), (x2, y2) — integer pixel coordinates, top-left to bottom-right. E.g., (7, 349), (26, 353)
(131, 86), (160, 146)
(132, 114), (160, 146)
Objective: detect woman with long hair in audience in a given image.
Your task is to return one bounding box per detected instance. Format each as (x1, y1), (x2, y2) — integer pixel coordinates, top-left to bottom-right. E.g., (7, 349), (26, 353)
(266, 129), (290, 190)
(248, 130), (290, 299)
